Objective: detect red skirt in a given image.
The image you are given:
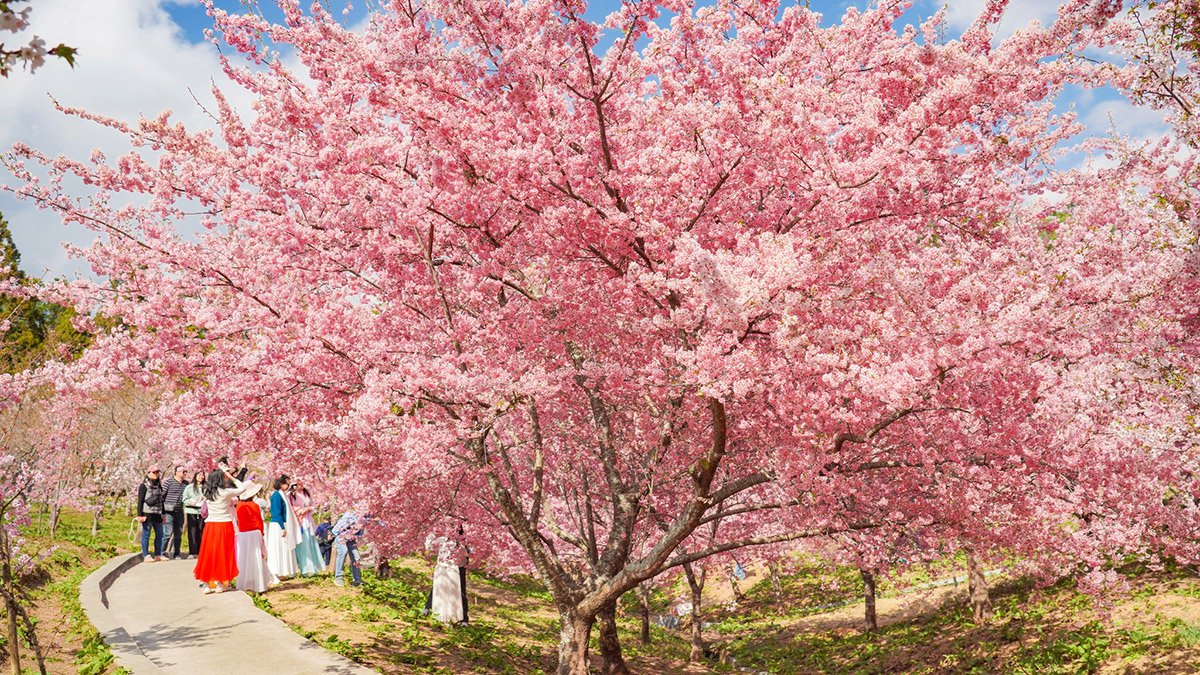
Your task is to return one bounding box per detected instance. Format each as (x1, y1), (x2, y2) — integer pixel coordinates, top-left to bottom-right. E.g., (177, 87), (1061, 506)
(193, 521), (238, 584)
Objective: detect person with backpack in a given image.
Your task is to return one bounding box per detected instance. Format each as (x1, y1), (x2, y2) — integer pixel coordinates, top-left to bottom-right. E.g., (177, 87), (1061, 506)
(330, 511), (365, 587)
(137, 467), (166, 562)
(314, 517), (334, 566)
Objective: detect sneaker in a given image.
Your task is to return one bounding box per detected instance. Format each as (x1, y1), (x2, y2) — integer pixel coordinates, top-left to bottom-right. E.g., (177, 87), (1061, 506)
(157, 555), (168, 561)
(144, 555), (155, 563)
(202, 586), (215, 595)
(214, 584), (226, 594)
(333, 579), (344, 587)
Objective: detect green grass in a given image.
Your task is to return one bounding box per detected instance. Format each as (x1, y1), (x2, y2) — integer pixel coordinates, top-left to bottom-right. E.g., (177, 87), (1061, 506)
(16, 506), (138, 675)
(713, 566), (1200, 675)
(250, 592), (281, 618)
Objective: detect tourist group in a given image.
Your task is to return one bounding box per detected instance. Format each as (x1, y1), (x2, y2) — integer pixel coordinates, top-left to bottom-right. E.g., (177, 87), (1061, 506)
(136, 459), (470, 623)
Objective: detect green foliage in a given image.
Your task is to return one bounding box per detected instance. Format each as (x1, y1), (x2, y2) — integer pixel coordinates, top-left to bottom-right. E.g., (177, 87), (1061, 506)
(0, 215), (90, 373)
(251, 593), (281, 618)
(10, 507), (136, 674)
(321, 634), (366, 662)
(1010, 623), (1110, 674)
(76, 633), (114, 675)
(471, 571), (553, 602)
(714, 561), (1200, 675)
(713, 556), (863, 632)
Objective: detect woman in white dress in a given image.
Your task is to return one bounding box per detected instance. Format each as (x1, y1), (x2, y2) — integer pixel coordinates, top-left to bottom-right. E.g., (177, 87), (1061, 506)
(265, 475), (300, 579)
(424, 527), (469, 623)
(234, 482), (277, 593)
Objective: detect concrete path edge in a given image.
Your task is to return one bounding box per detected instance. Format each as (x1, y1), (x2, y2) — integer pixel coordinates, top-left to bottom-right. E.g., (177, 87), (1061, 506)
(79, 553), (162, 674)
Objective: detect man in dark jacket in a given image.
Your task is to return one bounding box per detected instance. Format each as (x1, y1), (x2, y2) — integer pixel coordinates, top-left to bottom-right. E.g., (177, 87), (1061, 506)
(161, 465), (187, 560)
(137, 467), (165, 562)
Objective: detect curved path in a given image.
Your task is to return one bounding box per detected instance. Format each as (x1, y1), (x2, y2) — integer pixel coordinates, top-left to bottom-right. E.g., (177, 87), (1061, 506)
(81, 554), (375, 674)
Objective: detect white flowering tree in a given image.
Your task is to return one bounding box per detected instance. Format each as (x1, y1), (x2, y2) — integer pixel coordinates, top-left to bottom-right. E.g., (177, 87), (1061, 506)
(0, 0), (75, 78)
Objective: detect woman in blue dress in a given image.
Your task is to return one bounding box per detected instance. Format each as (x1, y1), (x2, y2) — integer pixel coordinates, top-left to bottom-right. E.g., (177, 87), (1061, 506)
(291, 479), (326, 575)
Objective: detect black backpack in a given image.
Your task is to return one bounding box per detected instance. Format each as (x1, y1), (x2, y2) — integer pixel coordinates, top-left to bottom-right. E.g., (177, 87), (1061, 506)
(143, 480), (165, 515)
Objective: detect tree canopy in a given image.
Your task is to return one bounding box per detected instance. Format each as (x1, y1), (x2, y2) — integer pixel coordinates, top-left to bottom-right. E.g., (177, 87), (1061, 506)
(2, 0), (1198, 672)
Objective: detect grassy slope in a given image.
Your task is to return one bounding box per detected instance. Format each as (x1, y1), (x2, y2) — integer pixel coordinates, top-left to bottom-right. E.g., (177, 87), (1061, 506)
(3, 507), (138, 674)
(264, 554), (1200, 675)
(713, 561), (1200, 674)
(258, 557), (706, 674)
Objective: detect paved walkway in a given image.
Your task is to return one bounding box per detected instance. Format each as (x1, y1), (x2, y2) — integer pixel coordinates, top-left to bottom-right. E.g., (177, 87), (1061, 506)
(92, 557), (375, 674)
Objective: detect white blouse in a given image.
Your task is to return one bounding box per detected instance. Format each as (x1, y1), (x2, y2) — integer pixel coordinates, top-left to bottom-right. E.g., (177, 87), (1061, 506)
(203, 479), (244, 523)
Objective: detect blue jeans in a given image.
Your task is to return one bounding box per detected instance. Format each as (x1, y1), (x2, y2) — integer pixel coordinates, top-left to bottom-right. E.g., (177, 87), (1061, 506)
(140, 518), (164, 558)
(334, 540), (361, 585)
(162, 511), (184, 558)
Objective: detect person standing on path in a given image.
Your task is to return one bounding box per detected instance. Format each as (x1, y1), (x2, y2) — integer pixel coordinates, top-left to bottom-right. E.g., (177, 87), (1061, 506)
(182, 472), (206, 556)
(161, 465), (187, 560)
(234, 482), (276, 593)
(265, 475), (299, 580)
(291, 479), (324, 575)
(331, 512), (364, 587)
(193, 467), (243, 593)
(136, 467), (165, 563)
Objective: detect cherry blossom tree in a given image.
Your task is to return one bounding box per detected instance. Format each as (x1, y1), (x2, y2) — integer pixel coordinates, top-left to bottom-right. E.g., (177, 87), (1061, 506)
(3, 0), (1199, 671)
(0, 378), (55, 675)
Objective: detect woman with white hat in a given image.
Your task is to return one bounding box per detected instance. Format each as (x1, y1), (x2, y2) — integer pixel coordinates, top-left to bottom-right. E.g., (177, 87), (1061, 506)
(234, 482), (276, 593)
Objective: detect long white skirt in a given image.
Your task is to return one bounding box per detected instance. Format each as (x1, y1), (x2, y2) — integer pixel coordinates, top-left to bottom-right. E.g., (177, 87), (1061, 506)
(265, 522), (298, 578)
(236, 530), (277, 593)
(431, 562), (463, 623)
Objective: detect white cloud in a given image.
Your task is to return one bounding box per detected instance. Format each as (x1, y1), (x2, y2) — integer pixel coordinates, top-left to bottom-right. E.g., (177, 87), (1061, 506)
(943, 0), (1061, 41)
(0, 0), (240, 280)
(1080, 98), (1171, 143)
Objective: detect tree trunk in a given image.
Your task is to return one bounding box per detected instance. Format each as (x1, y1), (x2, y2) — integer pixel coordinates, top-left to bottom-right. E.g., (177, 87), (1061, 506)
(596, 600), (630, 675)
(965, 547), (993, 623)
(768, 560), (784, 601)
(556, 612), (595, 675)
(861, 569), (878, 632)
(1, 528), (21, 675)
(682, 562), (706, 662)
(91, 506), (101, 537)
(636, 584), (651, 645)
(48, 503), (61, 542)
(375, 558), (392, 579)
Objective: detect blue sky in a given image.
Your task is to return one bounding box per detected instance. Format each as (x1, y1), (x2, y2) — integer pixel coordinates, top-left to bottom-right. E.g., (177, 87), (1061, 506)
(0, 0), (1164, 280)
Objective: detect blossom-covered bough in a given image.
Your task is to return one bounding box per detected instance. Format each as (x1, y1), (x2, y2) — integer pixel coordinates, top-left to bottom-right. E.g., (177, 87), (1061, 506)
(3, 0), (1199, 671)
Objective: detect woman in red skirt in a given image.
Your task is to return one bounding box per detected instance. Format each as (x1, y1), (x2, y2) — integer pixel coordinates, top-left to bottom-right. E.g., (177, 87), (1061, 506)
(193, 467), (243, 593)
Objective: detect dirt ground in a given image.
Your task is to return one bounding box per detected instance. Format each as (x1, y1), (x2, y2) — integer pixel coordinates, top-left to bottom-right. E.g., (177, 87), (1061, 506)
(7, 530), (131, 674)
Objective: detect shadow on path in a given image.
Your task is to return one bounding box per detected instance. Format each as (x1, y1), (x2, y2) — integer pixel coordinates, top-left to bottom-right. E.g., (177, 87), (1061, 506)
(103, 558), (373, 674)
